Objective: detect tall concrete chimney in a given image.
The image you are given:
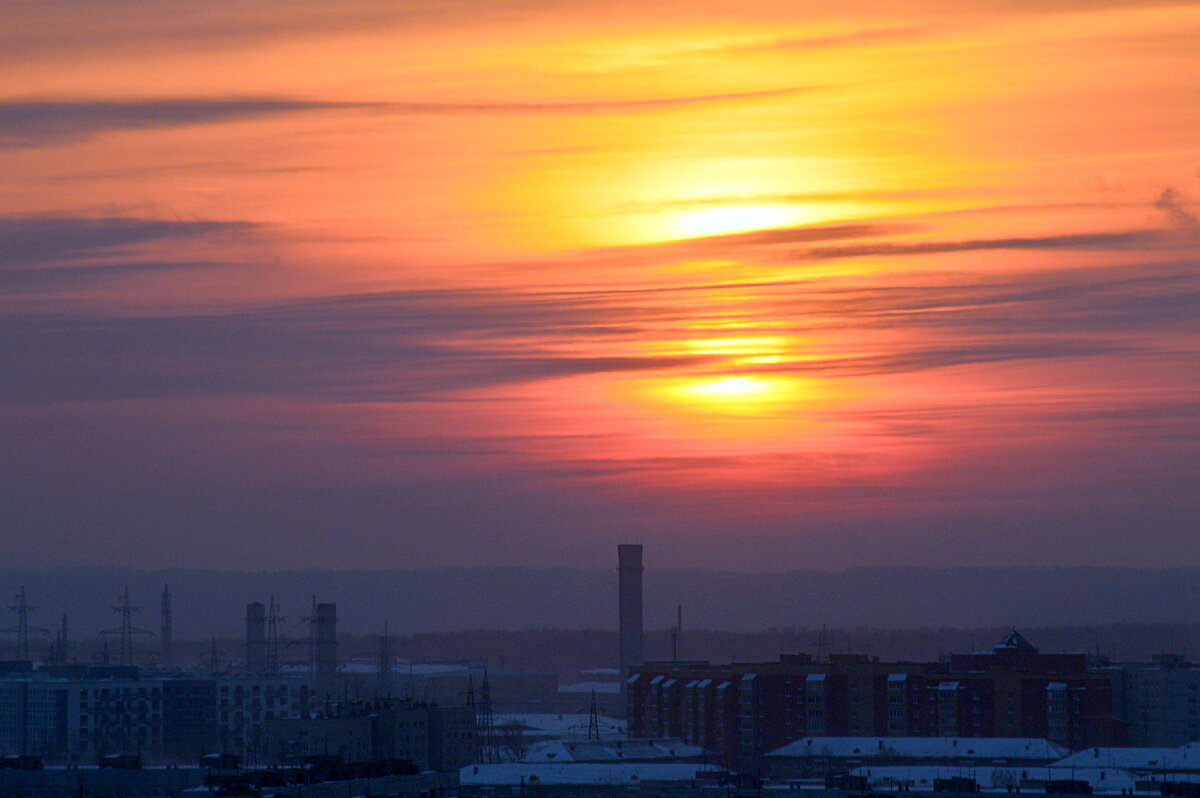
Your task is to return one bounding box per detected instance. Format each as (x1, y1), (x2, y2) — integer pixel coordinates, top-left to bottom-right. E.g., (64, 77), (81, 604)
(315, 602), (338, 687)
(618, 544), (644, 685)
(245, 602), (266, 673)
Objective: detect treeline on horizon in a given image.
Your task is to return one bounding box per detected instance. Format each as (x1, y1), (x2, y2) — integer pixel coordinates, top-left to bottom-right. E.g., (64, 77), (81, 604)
(97, 622), (1200, 677)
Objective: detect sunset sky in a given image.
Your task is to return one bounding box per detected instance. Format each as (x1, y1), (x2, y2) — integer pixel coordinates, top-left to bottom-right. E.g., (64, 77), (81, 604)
(2, 0), (1198, 571)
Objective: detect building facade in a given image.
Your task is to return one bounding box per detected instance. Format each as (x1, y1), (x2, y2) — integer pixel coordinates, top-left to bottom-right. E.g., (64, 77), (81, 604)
(1118, 655), (1200, 746)
(262, 699), (479, 771)
(628, 632), (1127, 768)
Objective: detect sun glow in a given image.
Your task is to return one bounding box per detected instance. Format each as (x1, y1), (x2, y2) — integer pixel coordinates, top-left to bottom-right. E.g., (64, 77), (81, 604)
(686, 335), (788, 362)
(662, 373), (805, 415)
(666, 203), (801, 240)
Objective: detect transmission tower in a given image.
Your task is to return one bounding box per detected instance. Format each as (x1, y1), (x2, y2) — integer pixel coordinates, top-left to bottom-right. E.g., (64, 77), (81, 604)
(476, 670), (500, 763)
(266, 596), (284, 675)
(100, 586), (155, 665)
(587, 689), (601, 741)
(3, 587), (49, 660)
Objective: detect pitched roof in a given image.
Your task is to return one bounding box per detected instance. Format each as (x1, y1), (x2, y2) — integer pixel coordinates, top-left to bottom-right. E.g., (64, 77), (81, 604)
(995, 629), (1038, 652)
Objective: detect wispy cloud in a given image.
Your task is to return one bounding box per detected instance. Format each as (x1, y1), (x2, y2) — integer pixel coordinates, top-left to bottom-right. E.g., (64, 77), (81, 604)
(379, 86), (819, 115)
(801, 230), (1162, 260)
(0, 98), (377, 147)
(0, 216), (258, 268)
(0, 86), (820, 148)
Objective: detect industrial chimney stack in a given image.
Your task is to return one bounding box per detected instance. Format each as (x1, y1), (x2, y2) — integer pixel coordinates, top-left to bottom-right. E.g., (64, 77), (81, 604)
(245, 602), (267, 673)
(618, 544), (644, 687)
(315, 602), (338, 694)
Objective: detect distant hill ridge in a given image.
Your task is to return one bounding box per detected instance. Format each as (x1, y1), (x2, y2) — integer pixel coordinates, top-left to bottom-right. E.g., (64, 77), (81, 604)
(0, 566), (1197, 638)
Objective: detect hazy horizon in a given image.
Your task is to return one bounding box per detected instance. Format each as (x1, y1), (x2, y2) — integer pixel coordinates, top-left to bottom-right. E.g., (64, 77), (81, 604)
(3, 565), (1198, 638)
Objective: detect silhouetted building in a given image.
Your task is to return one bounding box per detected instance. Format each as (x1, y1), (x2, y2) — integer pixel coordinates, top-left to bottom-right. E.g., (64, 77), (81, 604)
(262, 699), (477, 771)
(245, 603), (267, 674)
(618, 545), (644, 691)
(1117, 654), (1200, 746)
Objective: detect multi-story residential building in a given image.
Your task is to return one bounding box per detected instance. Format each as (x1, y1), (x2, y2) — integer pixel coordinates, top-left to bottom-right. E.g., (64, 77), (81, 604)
(1118, 655), (1200, 746)
(0, 667), (313, 764)
(215, 676), (312, 761)
(628, 632), (1126, 769)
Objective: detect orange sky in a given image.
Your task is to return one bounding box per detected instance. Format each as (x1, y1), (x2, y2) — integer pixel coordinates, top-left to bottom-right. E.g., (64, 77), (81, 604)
(1, 0), (1198, 570)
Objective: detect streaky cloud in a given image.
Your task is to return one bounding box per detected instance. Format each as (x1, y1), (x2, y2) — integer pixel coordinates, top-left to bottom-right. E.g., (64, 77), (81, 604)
(0, 98), (378, 147)
(0, 215), (258, 268)
(377, 85), (820, 114)
(802, 230), (1162, 259)
(0, 87), (819, 149)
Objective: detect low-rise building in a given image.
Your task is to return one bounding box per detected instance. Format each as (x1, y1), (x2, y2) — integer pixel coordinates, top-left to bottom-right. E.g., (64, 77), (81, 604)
(261, 699), (478, 771)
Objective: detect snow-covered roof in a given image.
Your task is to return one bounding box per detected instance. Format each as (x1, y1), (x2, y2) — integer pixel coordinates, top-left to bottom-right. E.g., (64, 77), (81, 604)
(768, 737), (1069, 761)
(848, 765), (1135, 793)
(1052, 747), (1179, 771)
(460, 763), (722, 786)
(522, 738), (705, 764)
(1160, 743), (1200, 771)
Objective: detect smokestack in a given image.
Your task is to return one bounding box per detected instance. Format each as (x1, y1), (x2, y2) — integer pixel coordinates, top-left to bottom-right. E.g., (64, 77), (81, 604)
(316, 602), (338, 685)
(160, 585), (173, 668)
(245, 602), (266, 673)
(618, 544), (644, 685)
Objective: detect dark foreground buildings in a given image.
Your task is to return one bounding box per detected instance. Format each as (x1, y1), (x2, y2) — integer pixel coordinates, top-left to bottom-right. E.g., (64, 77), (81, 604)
(628, 631), (1128, 769)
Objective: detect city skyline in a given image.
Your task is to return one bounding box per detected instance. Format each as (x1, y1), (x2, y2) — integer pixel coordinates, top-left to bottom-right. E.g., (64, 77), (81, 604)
(2, 0), (1198, 570)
